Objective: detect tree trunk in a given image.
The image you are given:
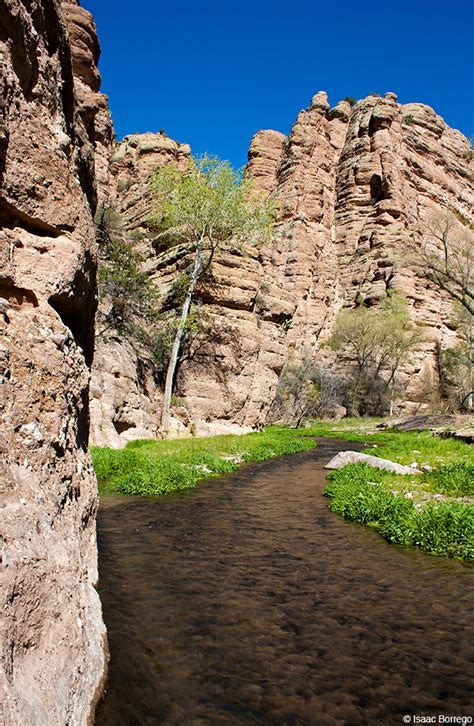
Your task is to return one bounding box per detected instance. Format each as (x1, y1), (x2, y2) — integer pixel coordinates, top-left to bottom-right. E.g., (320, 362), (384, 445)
(161, 250), (203, 433)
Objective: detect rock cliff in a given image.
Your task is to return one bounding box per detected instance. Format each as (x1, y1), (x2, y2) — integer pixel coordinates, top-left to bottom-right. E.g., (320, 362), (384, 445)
(91, 92), (472, 445)
(0, 1), (107, 722)
(248, 91), (472, 406)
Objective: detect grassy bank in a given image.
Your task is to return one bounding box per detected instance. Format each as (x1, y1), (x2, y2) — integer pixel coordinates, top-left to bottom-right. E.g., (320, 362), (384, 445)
(307, 423), (473, 562)
(92, 426), (316, 496)
(92, 419), (473, 561)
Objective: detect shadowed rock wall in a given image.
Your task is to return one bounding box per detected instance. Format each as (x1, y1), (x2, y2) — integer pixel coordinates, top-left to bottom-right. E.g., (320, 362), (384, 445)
(0, 1), (107, 722)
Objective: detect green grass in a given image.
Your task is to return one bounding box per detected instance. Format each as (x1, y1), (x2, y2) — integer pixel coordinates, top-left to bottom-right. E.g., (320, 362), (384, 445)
(91, 418), (473, 561)
(318, 424), (473, 561)
(323, 464), (473, 560)
(92, 426), (316, 496)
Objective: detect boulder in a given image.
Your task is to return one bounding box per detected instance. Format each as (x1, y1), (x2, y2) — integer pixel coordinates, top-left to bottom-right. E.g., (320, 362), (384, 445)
(324, 451), (419, 474)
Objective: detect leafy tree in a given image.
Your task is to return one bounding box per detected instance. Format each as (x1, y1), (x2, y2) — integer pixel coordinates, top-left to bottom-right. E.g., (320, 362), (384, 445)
(95, 204), (159, 347)
(149, 154), (277, 432)
(327, 294), (422, 416)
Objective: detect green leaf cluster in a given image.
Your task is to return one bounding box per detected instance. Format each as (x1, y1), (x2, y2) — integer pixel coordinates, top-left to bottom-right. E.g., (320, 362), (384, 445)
(98, 236), (159, 343)
(148, 153), (277, 251)
(326, 294), (423, 415)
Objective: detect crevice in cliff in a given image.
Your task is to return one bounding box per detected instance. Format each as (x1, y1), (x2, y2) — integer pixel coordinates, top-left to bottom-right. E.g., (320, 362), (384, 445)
(0, 284), (38, 308)
(0, 198), (65, 237)
(370, 174), (385, 203)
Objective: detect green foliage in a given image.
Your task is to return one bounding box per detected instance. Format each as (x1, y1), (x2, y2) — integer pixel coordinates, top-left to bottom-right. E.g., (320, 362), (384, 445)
(412, 502), (473, 560)
(326, 294), (422, 415)
(97, 236), (159, 342)
(92, 426), (315, 497)
(324, 464), (416, 544)
(324, 463), (473, 560)
(170, 395), (186, 407)
(423, 463), (474, 497)
(149, 153), (277, 251)
(403, 114), (415, 126)
(343, 96), (357, 106)
(95, 203), (159, 346)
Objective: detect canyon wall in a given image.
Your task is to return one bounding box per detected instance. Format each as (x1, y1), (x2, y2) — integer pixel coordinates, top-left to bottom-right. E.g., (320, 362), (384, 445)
(0, 1), (108, 722)
(91, 91), (472, 446)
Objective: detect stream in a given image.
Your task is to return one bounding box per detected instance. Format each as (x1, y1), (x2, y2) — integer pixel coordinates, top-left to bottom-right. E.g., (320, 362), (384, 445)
(95, 439), (473, 725)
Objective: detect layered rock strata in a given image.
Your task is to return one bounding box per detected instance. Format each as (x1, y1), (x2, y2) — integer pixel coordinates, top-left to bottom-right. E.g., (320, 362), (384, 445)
(90, 92), (472, 445)
(248, 91), (472, 406)
(0, 0), (107, 722)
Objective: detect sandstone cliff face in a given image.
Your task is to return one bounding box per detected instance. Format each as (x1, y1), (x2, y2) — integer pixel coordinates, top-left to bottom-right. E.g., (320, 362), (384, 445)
(90, 93), (472, 446)
(91, 131), (297, 445)
(249, 91), (472, 408)
(0, 1), (107, 722)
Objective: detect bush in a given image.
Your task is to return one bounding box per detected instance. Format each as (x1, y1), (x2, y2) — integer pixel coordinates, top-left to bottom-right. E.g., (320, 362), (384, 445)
(403, 114), (415, 126)
(269, 359), (347, 426)
(326, 294), (422, 416)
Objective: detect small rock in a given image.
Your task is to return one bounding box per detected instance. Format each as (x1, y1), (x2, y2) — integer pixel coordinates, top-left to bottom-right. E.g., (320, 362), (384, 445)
(0, 298), (11, 313)
(51, 333), (67, 349)
(20, 422), (44, 444)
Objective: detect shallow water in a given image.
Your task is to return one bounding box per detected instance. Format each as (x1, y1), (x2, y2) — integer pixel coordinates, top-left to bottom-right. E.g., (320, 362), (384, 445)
(95, 439), (473, 725)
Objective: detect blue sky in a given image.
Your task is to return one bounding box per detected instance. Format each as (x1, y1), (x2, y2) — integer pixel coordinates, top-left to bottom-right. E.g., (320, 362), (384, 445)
(85, 0), (474, 169)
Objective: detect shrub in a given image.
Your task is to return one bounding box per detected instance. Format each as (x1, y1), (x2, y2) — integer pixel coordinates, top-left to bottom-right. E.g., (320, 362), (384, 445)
(326, 294), (422, 416)
(270, 358), (347, 426)
(403, 114), (415, 126)
(344, 96), (357, 106)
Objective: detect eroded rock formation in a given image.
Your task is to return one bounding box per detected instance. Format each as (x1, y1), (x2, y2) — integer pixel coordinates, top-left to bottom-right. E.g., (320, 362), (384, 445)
(249, 91), (472, 407)
(91, 91), (472, 445)
(0, 1), (107, 722)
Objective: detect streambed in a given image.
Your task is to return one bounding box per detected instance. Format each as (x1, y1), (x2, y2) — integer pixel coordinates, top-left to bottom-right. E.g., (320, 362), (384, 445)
(95, 439), (473, 725)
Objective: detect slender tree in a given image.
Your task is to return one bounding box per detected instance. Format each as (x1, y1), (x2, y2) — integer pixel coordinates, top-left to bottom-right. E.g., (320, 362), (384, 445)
(327, 294), (422, 416)
(408, 214), (473, 408)
(409, 214), (473, 315)
(149, 154), (277, 432)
